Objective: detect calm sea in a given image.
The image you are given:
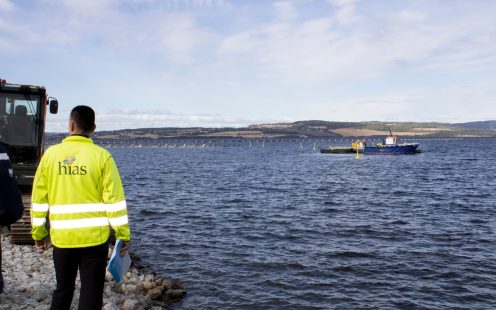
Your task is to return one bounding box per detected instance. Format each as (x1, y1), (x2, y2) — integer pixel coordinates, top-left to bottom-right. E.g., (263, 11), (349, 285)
(109, 138), (496, 309)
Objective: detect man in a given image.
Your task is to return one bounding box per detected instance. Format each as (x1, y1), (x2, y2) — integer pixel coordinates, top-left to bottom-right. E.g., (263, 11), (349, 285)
(0, 142), (24, 294)
(31, 106), (131, 310)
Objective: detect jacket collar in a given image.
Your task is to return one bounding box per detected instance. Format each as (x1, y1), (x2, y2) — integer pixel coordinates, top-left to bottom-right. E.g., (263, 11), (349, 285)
(62, 135), (94, 144)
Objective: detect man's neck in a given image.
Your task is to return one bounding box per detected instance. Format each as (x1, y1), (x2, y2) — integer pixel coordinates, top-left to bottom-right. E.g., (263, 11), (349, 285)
(70, 133), (90, 138)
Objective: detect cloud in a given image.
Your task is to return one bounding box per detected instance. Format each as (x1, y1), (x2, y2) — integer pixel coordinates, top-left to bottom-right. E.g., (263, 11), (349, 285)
(273, 1), (297, 21)
(3, 0), (496, 126)
(40, 0), (120, 31)
(0, 0), (14, 12)
(394, 10), (427, 24)
(0, 0), (122, 51)
(123, 0), (231, 9)
(328, 0), (358, 25)
(45, 108), (289, 132)
(157, 14), (216, 65)
(0, 0), (217, 67)
(217, 31), (259, 55)
(215, 1), (496, 88)
(4, 0), (495, 82)
(314, 78), (496, 123)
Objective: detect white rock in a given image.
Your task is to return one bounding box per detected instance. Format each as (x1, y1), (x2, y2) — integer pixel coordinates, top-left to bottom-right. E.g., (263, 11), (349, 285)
(124, 283), (138, 294)
(105, 271), (114, 282)
(144, 274), (155, 282)
(0, 235), (177, 309)
(103, 302), (121, 310)
(122, 299), (139, 310)
(162, 278), (173, 290)
(147, 287), (162, 300)
(142, 279), (155, 290)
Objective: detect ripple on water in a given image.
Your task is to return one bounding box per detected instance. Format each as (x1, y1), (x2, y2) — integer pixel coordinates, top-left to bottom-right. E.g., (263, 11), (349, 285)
(109, 139), (496, 309)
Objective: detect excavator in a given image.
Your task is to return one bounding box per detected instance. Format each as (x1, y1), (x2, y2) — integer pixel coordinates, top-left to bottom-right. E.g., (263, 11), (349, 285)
(0, 78), (58, 244)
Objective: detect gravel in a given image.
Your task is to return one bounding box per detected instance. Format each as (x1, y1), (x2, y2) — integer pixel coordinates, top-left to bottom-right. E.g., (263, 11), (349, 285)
(0, 235), (186, 310)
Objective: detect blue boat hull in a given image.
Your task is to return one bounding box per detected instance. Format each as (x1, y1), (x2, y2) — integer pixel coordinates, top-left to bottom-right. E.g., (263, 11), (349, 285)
(364, 144), (419, 155)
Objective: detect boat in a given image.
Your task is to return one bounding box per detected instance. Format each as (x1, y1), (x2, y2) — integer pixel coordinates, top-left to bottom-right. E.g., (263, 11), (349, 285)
(320, 140), (365, 154)
(363, 130), (419, 155)
(320, 146), (355, 154)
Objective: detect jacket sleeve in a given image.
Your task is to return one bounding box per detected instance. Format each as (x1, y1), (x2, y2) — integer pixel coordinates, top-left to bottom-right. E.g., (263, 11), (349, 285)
(0, 146), (24, 226)
(102, 155), (131, 241)
(31, 156), (49, 241)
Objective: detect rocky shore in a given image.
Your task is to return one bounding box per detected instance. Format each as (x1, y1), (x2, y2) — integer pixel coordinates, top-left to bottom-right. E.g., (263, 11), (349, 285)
(0, 235), (186, 309)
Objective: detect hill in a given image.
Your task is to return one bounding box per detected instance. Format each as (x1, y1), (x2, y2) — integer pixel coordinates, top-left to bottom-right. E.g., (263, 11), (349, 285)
(453, 120), (496, 130)
(78, 120), (496, 140)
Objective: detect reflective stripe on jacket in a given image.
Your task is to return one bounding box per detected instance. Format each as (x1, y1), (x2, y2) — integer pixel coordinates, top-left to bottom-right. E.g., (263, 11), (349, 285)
(31, 135), (131, 248)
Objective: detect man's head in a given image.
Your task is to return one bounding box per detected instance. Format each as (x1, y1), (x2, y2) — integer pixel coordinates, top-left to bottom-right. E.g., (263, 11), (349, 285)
(69, 105), (96, 136)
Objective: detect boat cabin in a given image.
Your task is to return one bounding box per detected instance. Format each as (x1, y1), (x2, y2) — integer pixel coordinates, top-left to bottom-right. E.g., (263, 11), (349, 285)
(384, 135), (399, 145)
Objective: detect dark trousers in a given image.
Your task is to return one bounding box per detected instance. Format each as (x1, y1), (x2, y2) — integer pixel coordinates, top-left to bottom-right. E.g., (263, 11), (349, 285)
(50, 242), (108, 310)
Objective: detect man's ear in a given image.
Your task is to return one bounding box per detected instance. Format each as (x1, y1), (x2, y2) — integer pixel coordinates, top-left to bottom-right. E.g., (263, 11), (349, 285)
(92, 123), (96, 132)
(68, 120), (75, 133)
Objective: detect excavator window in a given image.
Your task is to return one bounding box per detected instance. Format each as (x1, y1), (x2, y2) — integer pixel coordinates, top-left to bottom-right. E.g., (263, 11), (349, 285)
(0, 93), (39, 164)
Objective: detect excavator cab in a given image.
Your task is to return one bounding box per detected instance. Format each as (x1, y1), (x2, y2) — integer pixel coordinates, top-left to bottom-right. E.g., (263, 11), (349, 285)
(0, 79), (58, 243)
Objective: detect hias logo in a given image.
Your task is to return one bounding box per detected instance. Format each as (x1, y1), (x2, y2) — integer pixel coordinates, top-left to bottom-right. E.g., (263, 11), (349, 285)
(58, 155), (87, 175)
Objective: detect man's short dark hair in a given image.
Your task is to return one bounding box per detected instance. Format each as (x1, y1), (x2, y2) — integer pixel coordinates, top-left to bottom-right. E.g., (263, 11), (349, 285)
(70, 106), (95, 132)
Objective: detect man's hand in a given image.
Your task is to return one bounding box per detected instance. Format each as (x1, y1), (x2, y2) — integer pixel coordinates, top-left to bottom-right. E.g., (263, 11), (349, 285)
(34, 238), (49, 251)
(120, 241), (130, 257)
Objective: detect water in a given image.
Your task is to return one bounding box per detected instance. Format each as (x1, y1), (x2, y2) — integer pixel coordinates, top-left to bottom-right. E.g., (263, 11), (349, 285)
(111, 138), (496, 309)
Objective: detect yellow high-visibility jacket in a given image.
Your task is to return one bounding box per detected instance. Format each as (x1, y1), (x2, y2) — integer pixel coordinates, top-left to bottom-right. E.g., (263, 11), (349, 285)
(31, 135), (131, 248)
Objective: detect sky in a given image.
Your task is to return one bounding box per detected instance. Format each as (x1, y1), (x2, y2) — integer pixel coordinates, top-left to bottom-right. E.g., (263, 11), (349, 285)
(1, 0), (495, 132)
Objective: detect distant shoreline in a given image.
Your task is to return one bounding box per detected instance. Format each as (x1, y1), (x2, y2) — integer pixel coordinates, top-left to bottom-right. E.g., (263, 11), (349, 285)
(47, 120), (496, 139)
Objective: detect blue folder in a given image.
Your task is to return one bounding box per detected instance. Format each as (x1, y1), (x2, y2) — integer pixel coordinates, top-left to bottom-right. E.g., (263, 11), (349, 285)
(107, 239), (132, 283)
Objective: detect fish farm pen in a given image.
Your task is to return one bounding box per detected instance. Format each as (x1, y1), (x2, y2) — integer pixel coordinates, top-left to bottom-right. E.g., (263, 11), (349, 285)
(44, 136), (467, 150)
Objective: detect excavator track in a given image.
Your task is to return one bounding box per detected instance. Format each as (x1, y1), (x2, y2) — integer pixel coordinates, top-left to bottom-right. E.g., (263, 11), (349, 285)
(10, 194), (34, 244)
